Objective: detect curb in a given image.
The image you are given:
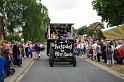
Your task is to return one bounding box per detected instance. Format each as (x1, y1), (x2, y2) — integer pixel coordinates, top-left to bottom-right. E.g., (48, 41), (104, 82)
(11, 59), (35, 82)
(84, 58), (124, 80)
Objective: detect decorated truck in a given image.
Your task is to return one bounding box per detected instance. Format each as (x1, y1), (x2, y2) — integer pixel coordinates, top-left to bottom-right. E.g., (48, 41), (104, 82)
(46, 23), (76, 67)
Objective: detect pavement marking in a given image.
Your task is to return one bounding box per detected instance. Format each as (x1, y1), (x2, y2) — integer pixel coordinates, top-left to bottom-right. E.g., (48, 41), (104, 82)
(83, 57), (124, 80)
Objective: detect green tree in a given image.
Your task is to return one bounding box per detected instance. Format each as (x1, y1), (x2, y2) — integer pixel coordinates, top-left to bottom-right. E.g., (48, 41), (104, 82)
(0, 0), (50, 42)
(5, 34), (21, 42)
(0, 0), (24, 34)
(77, 26), (90, 35)
(92, 0), (124, 26)
(77, 25), (105, 40)
(22, 0), (50, 42)
(96, 29), (106, 40)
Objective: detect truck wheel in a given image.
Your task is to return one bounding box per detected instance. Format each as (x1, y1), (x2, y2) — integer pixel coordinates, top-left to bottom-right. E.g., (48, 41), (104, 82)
(47, 54), (49, 56)
(49, 55), (54, 67)
(73, 56), (76, 67)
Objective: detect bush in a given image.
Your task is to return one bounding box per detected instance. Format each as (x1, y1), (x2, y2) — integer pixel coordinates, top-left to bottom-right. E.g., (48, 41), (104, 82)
(5, 34), (21, 42)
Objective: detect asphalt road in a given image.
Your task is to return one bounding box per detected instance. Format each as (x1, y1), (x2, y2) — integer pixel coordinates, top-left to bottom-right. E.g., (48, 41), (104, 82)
(21, 51), (124, 82)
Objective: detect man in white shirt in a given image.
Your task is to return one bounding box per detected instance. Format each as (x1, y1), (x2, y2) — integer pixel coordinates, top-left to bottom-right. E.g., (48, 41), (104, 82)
(80, 42), (85, 55)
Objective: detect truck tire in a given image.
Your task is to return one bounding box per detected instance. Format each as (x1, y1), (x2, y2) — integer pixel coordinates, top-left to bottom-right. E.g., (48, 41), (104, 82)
(49, 55), (54, 67)
(73, 56), (76, 67)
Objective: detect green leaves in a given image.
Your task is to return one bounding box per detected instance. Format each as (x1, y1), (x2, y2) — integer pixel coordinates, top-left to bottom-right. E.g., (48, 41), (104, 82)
(22, 0), (50, 42)
(92, 0), (124, 26)
(77, 26), (90, 35)
(0, 0), (50, 42)
(77, 23), (106, 40)
(5, 34), (21, 42)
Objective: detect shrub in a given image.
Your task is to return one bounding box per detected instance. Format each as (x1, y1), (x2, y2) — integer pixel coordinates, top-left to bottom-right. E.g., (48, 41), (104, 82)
(5, 34), (21, 42)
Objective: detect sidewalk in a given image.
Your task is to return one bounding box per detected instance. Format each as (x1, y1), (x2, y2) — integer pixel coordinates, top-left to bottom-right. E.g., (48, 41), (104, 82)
(5, 58), (35, 82)
(80, 55), (124, 80)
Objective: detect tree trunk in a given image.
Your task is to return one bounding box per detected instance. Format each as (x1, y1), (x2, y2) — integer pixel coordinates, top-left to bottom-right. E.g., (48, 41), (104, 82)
(0, 19), (5, 41)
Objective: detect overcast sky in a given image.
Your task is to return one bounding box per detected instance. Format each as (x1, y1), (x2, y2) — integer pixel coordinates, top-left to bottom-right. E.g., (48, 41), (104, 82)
(41, 0), (102, 29)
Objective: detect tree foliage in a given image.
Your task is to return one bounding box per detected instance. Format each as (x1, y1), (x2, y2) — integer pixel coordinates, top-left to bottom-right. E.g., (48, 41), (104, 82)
(5, 34), (21, 42)
(96, 29), (106, 40)
(92, 0), (124, 26)
(77, 26), (90, 35)
(0, 0), (50, 42)
(22, 0), (50, 42)
(0, 0), (23, 33)
(77, 25), (106, 40)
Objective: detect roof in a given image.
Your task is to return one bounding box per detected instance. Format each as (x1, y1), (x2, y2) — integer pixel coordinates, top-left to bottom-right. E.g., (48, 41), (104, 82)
(50, 23), (74, 28)
(89, 22), (104, 29)
(50, 23), (74, 25)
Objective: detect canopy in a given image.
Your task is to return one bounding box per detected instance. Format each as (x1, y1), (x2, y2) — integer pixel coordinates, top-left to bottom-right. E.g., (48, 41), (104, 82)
(102, 24), (124, 40)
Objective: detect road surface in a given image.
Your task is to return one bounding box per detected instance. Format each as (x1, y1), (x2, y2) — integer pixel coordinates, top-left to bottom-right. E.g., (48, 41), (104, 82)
(21, 51), (124, 82)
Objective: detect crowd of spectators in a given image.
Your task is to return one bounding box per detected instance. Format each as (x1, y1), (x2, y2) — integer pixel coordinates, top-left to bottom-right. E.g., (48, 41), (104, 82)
(74, 38), (123, 66)
(0, 40), (44, 82)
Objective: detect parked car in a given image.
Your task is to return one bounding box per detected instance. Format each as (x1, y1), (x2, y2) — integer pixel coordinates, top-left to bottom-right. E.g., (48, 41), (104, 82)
(114, 43), (124, 64)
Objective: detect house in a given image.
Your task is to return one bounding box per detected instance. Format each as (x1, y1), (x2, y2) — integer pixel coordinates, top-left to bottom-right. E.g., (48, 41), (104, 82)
(89, 22), (104, 29)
